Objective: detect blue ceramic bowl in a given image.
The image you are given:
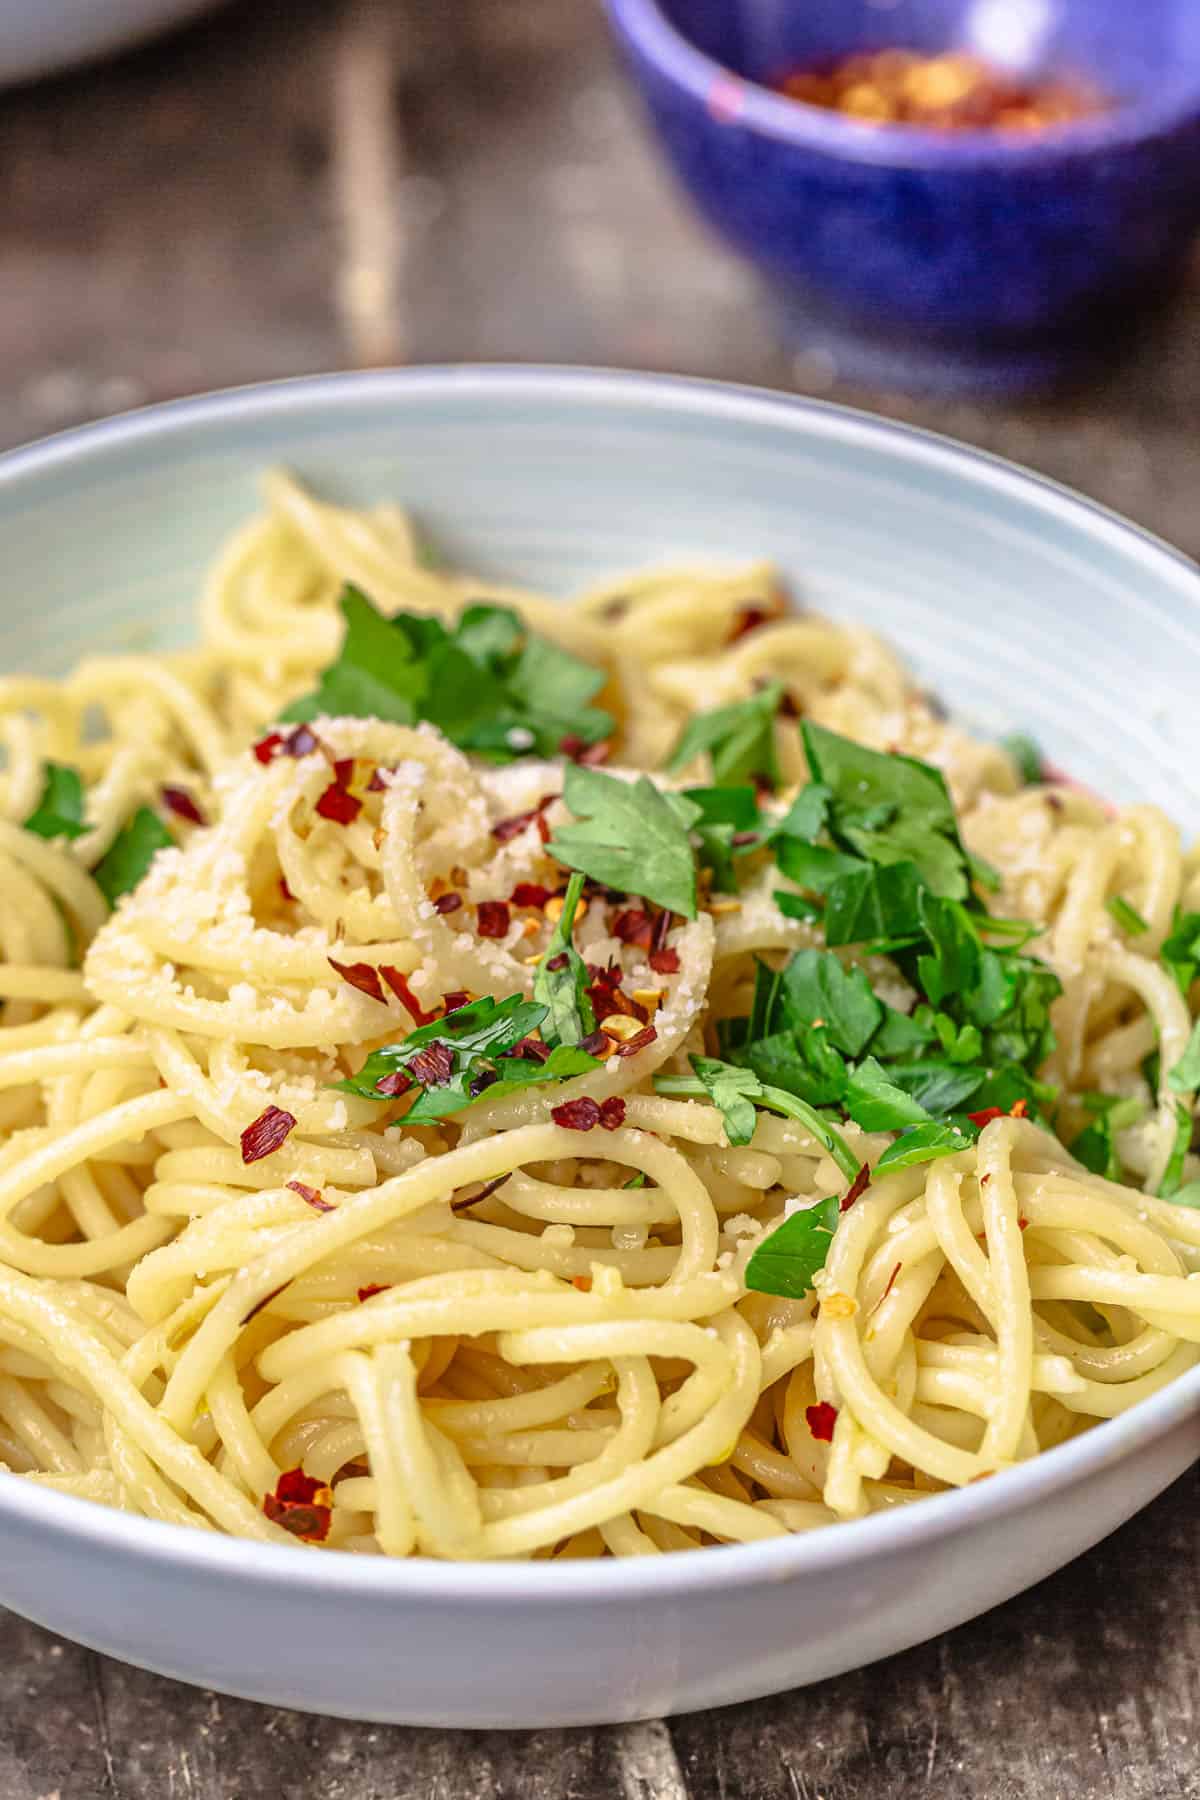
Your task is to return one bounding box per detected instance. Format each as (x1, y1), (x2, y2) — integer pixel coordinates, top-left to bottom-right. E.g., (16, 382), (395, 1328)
(605, 0), (1200, 391)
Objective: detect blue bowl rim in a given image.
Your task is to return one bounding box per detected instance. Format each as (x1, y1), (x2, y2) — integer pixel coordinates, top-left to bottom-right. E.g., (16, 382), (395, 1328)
(0, 361), (1196, 1603)
(605, 0), (1200, 167)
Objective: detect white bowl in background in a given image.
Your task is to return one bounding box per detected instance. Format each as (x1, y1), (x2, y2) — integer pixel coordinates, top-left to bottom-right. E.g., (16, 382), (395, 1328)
(0, 0), (220, 87)
(0, 367), (1196, 1726)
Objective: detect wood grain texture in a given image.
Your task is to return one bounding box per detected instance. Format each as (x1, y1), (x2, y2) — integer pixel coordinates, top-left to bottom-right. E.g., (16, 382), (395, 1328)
(0, 0), (1197, 1791)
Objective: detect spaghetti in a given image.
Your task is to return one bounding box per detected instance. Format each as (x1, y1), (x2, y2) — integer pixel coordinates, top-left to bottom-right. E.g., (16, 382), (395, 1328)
(0, 469), (1195, 1559)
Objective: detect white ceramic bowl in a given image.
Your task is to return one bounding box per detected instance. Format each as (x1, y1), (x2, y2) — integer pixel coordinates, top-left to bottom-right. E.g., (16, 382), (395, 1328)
(0, 368), (1198, 1727)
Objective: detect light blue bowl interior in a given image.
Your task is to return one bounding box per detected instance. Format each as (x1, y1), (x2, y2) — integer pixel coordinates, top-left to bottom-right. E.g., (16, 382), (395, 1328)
(1, 367), (1197, 826)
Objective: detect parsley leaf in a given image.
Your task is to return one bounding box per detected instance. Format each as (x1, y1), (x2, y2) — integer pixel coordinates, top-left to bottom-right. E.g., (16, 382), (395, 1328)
(1106, 894), (1149, 937)
(875, 1120), (977, 1171)
(1166, 1179), (1200, 1209)
(1167, 1019), (1200, 1094)
(282, 586), (613, 760)
(1158, 1101), (1192, 1198)
(532, 871), (594, 1047)
(684, 786), (763, 894)
(547, 764), (700, 918)
(843, 1057), (935, 1132)
(744, 1197), (839, 1300)
(1001, 733), (1043, 786)
(655, 1058), (860, 1179)
(339, 993), (602, 1121)
(690, 1054), (761, 1147)
(665, 684), (784, 786)
(93, 808), (174, 906)
(801, 721), (969, 900)
(1162, 911), (1200, 995)
(24, 763), (87, 841)
(777, 949), (881, 1058)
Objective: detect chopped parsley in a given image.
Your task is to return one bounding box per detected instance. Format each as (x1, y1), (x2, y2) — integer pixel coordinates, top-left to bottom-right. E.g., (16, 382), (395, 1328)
(93, 808), (174, 906)
(532, 871), (594, 1047)
(339, 993), (602, 1122)
(1106, 894), (1149, 937)
(282, 586), (613, 761)
(23, 763), (87, 841)
(547, 763), (700, 918)
(665, 684), (784, 787)
(1001, 733), (1043, 786)
(744, 1198), (838, 1300)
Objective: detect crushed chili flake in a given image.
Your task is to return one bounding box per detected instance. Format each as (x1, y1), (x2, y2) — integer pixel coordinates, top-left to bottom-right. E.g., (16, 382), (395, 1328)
(578, 1030), (610, 1058)
(367, 766), (391, 792)
(613, 1024), (657, 1058)
(648, 947), (681, 975)
(730, 830), (760, 848)
(282, 724), (320, 757)
(409, 1042), (454, 1088)
(577, 740), (610, 767)
(778, 692), (800, 720)
(380, 966), (438, 1026)
(599, 1096), (626, 1130)
(536, 814), (552, 843)
(841, 1161), (871, 1211)
(492, 794), (557, 844)
(1018, 1217), (1029, 1231)
(612, 909), (654, 948)
(510, 1036), (552, 1063)
(572, 1275), (593, 1292)
(287, 1180), (333, 1213)
(332, 758), (355, 786)
(253, 732), (283, 764)
(161, 785), (206, 826)
(374, 1069), (413, 1098)
(357, 1283), (390, 1302)
(434, 892), (463, 915)
(316, 779), (361, 825)
(241, 1105), (297, 1164)
(279, 875), (295, 902)
(451, 1173), (510, 1213)
(240, 1281), (288, 1325)
(559, 734), (586, 759)
(327, 957), (386, 1004)
(1010, 1098), (1029, 1118)
(476, 900), (510, 938)
(442, 990), (470, 1015)
(805, 1401), (838, 1443)
(511, 882), (551, 908)
(650, 908), (674, 955)
(551, 1097), (604, 1131)
(878, 1262), (903, 1307)
(263, 1467), (333, 1543)
(729, 604), (773, 642)
(469, 1069), (499, 1097)
(968, 1106), (1004, 1129)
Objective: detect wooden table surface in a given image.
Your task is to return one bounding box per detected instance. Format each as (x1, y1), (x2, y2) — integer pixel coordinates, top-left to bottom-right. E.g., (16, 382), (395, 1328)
(2, 1), (1198, 1793)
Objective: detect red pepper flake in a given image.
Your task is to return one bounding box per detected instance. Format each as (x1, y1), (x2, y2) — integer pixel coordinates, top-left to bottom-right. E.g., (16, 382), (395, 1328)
(161, 785), (206, 826)
(254, 732), (283, 764)
(410, 1042), (454, 1088)
(327, 957), (386, 1004)
(333, 758), (355, 786)
(357, 1283), (390, 1302)
(316, 779), (361, 825)
(572, 1274), (593, 1292)
(287, 1180), (333, 1213)
(980, 1173), (991, 1187)
(879, 1262), (902, 1306)
(551, 1097), (603, 1131)
(841, 1161), (871, 1211)
(1010, 1098), (1029, 1118)
(729, 604), (773, 642)
(510, 1036), (552, 1063)
(374, 1069), (413, 1098)
(613, 1024), (657, 1059)
(612, 908), (654, 949)
(559, 734), (586, 759)
(778, 692), (800, 720)
(263, 1467), (333, 1543)
(451, 1173), (511, 1213)
(650, 908), (674, 955)
(578, 1030), (610, 1058)
(282, 724), (321, 758)
(579, 740), (611, 766)
(1018, 1217), (1029, 1231)
(536, 814), (552, 843)
(805, 1401), (838, 1443)
(240, 1281), (288, 1326)
(379, 966), (437, 1026)
(279, 875), (295, 902)
(476, 900), (510, 938)
(434, 892), (463, 915)
(968, 1107), (1004, 1129)
(367, 766), (392, 792)
(648, 947), (681, 975)
(492, 794), (557, 844)
(241, 1105), (297, 1165)
(442, 990), (470, 1015)
(599, 1096), (626, 1130)
(511, 882), (551, 908)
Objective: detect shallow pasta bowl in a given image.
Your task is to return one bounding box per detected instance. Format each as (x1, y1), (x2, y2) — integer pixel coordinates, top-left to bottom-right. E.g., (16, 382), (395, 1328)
(0, 366), (1198, 1726)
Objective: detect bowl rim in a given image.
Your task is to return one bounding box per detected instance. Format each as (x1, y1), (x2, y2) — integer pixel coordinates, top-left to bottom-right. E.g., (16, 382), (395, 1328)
(0, 360), (1198, 1602)
(604, 0), (1200, 167)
